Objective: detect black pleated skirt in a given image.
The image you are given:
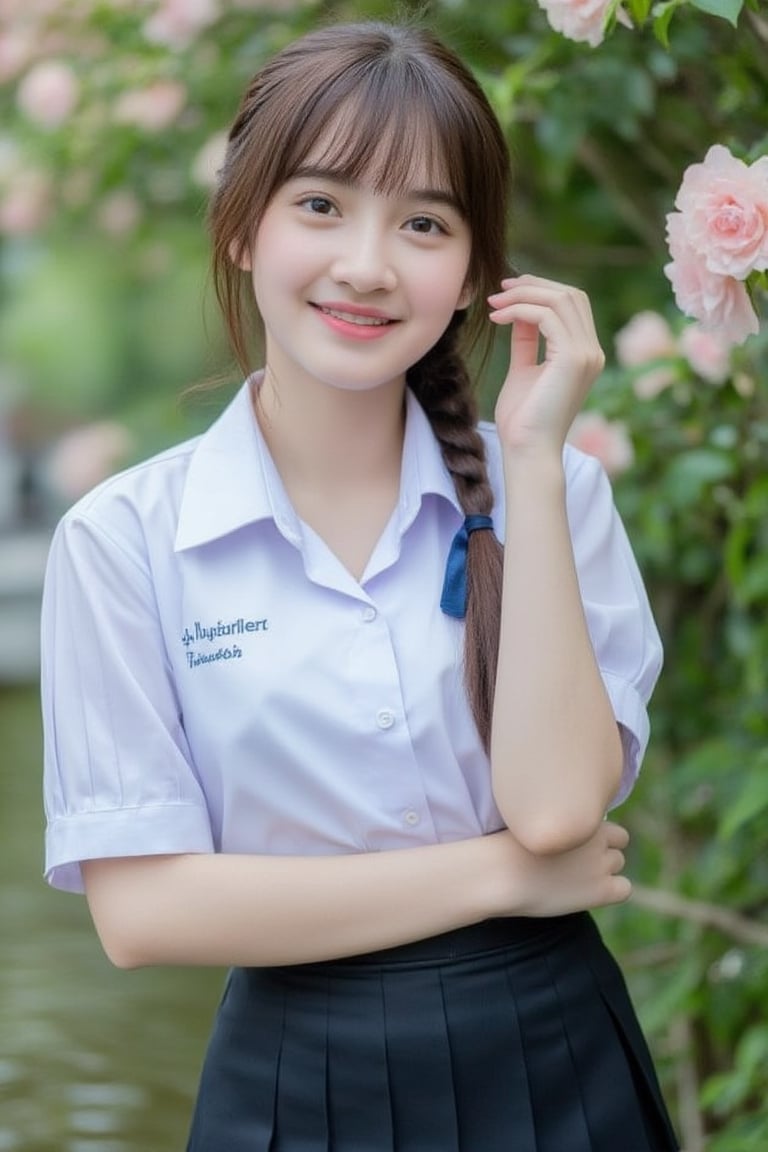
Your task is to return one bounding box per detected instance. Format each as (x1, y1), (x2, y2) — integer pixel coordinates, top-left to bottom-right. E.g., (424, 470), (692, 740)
(186, 912), (679, 1151)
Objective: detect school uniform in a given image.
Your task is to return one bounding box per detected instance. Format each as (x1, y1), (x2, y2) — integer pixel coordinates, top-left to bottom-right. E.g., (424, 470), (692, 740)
(42, 375), (679, 1150)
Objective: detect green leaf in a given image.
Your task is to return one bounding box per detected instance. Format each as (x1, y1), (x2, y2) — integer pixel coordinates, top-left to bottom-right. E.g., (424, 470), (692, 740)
(719, 753), (768, 839)
(689, 0), (744, 25)
(651, 0), (686, 46)
(662, 448), (736, 508)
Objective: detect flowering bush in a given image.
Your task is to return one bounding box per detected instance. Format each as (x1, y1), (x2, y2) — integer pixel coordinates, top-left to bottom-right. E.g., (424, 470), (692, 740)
(614, 309), (736, 397)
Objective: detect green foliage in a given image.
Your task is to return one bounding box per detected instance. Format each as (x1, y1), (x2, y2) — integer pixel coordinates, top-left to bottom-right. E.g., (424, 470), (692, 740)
(1, 1), (767, 1146)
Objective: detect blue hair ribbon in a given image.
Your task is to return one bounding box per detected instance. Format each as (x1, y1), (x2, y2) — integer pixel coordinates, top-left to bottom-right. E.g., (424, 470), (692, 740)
(439, 514), (494, 620)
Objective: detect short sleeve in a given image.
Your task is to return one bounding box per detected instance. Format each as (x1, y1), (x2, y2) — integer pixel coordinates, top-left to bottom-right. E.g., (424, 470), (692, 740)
(42, 510), (214, 894)
(564, 447), (663, 807)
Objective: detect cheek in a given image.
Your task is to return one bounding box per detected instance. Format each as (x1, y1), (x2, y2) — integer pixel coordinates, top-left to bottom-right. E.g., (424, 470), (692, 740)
(417, 255), (472, 320)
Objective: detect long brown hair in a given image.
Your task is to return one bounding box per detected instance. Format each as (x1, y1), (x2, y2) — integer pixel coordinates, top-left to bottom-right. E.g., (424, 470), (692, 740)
(209, 20), (511, 751)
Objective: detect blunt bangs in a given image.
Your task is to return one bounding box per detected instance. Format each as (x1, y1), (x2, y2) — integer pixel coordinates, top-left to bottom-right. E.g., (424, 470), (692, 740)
(281, 71), (468, 213)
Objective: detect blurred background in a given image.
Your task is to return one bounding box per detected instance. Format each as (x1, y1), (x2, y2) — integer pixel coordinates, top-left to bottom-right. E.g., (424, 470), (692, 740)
(1, 0), (767, 1149)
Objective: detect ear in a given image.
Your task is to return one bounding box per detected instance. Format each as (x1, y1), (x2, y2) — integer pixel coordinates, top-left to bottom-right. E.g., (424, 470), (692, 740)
(456, 280), (475, 311)
(229, 239), (252, 271)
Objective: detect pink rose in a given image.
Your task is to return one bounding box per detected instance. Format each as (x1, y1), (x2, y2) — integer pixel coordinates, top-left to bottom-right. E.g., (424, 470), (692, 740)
(536, 0), (629, 47)
(664, 214), (759, 346)
(678, 323), (731, 385)
(567, 412), (634, 477)
(615, 311), (678, 399)
(673, 144), (768, 279)
(143, 0), (219, 49)
(114, 80), (187, 132)
(16, 59), (79, 129)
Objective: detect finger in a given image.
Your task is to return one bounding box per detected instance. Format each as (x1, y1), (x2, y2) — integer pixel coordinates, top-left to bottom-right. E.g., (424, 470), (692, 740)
(491, 280), (599, 345)
(509, 320), (540, 370)
(604, 823), (630, 850)
(613, 876), (633, 903)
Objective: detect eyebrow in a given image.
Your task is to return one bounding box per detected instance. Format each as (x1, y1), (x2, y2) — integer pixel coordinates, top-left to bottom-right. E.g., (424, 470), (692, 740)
(289, 166), (462, 211)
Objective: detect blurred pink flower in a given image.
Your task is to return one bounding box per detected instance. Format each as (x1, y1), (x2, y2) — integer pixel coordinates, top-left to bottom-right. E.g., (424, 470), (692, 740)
(567, 412), (634, 477)
(678, 323), (732, 385)
(615, 310), (678, 399)
(114, 79), (187, 132)
(45, 421), (134, 502)
(665, 213), (759, 346)
(97, 189), (142, 235)
(16, 59), (79, 128)
(143, 0), (219, 49)
(191, 130), (228, 188)
(0, 169), (52, 235)
(672, 144), (768, 280)
(0, 30), (33, 83)
(536, 0), (625, 47)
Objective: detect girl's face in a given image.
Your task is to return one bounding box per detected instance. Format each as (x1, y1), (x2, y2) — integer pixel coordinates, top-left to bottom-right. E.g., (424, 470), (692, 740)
(240, 139), (473, 397)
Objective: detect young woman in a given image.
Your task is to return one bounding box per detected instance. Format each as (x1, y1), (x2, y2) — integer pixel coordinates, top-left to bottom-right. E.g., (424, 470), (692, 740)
(42, 19), (679, 1152)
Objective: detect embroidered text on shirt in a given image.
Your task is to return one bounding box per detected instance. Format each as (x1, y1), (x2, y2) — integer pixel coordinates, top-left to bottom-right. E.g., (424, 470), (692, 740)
(181, 616), (269, 670)
(181, 617), (269, 647)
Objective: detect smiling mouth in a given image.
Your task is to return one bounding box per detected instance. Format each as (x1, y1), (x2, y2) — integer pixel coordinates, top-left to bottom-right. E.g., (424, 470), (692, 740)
(314, 305), (394, 327)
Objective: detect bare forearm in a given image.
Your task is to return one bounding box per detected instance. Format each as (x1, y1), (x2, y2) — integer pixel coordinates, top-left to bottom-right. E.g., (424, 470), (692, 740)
(83, 838), (498, 969)
(491, 449), (623, 853)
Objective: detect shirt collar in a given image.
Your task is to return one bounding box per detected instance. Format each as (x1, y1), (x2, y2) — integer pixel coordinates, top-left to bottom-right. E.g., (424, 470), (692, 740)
(175, 376), (462, 552)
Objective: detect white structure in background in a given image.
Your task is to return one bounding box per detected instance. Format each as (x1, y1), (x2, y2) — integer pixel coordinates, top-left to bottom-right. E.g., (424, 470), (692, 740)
(0, 403), (49, 683)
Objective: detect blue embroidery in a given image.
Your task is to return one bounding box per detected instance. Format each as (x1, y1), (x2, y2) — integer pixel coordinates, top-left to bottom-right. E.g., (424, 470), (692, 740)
(181, 616), (269, 670)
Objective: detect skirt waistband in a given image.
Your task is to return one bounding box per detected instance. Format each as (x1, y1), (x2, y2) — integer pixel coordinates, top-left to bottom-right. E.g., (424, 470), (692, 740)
(289, 912), (593, 970)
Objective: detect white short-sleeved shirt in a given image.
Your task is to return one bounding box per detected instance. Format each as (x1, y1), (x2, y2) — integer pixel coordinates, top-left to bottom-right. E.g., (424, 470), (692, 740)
(42, 378), (662, 894)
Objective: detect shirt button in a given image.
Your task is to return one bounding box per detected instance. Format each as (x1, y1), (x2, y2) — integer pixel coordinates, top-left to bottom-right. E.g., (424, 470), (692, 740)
(376, 708), (395, 730)
(361, 606), (377, 623)
(404, 810), (420, 826)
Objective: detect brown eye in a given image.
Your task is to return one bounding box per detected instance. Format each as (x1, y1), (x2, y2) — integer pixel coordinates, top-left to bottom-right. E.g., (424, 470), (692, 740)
(302, 196), (335, 216)
(407, 216), (443, 235)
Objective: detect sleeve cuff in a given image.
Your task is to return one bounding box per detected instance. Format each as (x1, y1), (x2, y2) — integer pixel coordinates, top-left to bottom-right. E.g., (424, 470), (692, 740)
(45, 802), (215, 894)
(601, 671), (651, 809)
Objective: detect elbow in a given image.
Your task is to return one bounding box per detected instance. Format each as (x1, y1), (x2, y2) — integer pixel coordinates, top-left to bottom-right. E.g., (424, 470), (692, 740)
(91, 916), (155, 970)
(509, 807), (607, 856)
(498, 768), (623, 856)
(82, 857), (169, 969)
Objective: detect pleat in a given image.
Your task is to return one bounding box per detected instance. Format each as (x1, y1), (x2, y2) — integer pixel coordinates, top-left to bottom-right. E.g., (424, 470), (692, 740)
(439, 955), (536, 1152)
(506, 945), (593, 1152)
(582, 934), (680, 1151)
(272, 970), (330, 1152)
(381, 964), (460, 1152)
(186, 967), (287, 1152)
(325, 968), (394, 1151)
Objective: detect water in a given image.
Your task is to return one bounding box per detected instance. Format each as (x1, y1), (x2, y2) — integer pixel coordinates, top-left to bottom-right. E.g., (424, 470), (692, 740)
(0, 687), (224, 1151)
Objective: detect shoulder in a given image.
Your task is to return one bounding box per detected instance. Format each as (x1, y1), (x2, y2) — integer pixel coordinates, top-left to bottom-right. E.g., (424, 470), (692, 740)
(50, 434), (201, 570)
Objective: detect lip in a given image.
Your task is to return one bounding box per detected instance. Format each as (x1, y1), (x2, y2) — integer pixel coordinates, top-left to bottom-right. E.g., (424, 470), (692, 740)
(310, 301), (399, 341)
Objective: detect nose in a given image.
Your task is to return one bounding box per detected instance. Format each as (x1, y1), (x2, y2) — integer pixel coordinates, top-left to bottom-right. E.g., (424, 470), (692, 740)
(330, 222), (397, 294)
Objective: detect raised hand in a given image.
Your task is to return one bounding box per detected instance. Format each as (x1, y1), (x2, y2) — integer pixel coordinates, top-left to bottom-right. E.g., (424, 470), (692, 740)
(488, 275), (605, 455)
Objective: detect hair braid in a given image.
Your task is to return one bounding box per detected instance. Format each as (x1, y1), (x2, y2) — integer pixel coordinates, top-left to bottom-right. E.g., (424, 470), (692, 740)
(408, 323), (504, 753)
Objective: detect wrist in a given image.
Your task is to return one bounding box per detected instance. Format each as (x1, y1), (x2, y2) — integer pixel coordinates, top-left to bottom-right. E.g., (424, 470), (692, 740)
(501, 444), (565, 495)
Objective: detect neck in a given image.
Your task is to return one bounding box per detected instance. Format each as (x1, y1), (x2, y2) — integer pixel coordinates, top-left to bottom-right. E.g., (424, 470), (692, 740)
(253, 369), (407, 490)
